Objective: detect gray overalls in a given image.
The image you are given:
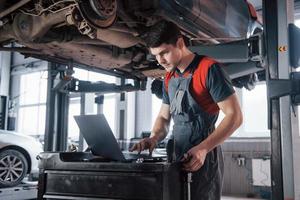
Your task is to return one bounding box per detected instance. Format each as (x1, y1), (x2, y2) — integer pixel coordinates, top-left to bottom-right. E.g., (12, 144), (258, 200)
(168, 70), (224, 200)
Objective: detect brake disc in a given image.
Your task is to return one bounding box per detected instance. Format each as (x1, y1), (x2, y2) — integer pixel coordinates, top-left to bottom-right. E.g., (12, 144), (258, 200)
(78, 0), (117, 28)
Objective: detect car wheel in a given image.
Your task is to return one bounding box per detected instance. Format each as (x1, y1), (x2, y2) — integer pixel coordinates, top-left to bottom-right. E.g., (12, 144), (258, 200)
(0, 149), (28, 188)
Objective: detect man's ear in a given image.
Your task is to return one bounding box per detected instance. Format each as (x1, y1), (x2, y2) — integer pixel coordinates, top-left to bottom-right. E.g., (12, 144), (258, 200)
(176, 37), (184, 49)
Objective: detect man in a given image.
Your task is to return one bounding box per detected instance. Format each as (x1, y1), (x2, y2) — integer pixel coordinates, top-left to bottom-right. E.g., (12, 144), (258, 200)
(130, 20), (243, 200)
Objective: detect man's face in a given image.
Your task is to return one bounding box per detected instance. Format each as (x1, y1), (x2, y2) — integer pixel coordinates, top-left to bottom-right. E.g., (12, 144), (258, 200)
(149, 40), (182, 72)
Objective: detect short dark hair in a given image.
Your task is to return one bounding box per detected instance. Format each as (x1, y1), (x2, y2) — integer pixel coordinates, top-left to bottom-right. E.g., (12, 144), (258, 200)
(143, 20), (182, 48)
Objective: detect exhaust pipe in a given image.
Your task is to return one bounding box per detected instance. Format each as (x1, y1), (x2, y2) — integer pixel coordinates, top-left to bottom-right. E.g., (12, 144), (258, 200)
(97, 28), (142, 48)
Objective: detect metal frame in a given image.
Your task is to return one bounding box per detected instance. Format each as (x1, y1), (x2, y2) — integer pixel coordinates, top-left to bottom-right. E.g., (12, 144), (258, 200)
(190, 33), (265, 80)
(44, 62), (69, 151)
(67, 78), (146, 94)
(0, 51), (11, 130)
(44, 61), (147, 152)
(190, 34), (264, 63)
(263, 0), (298, 199)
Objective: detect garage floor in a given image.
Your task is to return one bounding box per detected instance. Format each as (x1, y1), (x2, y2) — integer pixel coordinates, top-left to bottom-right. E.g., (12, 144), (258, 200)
(222, 196), (264, 200)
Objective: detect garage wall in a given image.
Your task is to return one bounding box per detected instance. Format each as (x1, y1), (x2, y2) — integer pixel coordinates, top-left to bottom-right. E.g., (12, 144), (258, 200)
(221, 138), (271, 198)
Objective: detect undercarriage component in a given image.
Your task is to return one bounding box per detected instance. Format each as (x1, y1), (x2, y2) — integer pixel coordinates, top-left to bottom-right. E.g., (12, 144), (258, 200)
(0, 0), (262, 83)
(78, 0), (117, 28)
(12, 11), (67, 42)
(66, 4), (141, 47)
(24, 42), (133, 68)
(0, 0), (31, 19)
(0, 23), (14, 43)
(0, 0), (6, 12)
(97, 28), (142, 48)
(78, 20), (96, 38)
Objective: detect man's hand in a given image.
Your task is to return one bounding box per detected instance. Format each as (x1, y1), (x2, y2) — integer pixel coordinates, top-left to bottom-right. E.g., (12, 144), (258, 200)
(129, 137), (158, 155)
(182, 145), (208, 172)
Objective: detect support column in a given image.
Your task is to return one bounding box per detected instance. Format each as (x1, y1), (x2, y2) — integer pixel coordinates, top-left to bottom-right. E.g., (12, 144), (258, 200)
(118, 78), (126, 150)
(263, 0), (296, 199)
(44, 62), (70, 151)
(55, 92), (69, 151)
(95, 95), (104, 114)
(0, 51), (11, 96)
(0, 51), (11, 130)
(44, 63), (58, 151)
(78, 93), (94, 151)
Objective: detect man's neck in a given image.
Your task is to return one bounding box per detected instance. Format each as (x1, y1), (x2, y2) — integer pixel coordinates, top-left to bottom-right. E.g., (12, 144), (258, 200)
(177, 52), (195, 73)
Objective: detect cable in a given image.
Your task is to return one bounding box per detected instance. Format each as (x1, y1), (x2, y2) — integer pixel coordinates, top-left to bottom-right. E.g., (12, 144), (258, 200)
(19, 0), (76, 16)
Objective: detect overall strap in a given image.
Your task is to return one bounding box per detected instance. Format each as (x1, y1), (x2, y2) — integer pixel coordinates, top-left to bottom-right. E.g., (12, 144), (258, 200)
(164, 56), (216, 92)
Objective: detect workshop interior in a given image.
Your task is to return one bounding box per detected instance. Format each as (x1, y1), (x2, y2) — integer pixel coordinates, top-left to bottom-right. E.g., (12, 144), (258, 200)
(0, 0), (300, 199)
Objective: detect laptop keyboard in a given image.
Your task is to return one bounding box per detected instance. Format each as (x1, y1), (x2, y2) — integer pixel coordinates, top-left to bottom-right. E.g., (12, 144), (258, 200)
(122, 152), (166, 162)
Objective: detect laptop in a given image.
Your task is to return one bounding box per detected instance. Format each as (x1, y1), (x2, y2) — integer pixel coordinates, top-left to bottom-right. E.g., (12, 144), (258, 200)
(74, 114), (166, 162)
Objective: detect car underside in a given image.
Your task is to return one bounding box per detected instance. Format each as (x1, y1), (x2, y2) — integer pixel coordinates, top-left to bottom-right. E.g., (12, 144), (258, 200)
(0, 0), (263, 88)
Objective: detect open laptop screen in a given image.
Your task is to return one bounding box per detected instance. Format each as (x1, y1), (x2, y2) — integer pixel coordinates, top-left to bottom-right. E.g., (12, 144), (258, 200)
(74, 114), (126, 161)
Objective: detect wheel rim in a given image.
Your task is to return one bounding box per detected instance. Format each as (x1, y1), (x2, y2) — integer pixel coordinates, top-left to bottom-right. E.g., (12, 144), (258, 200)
(89, 0), (117, 20)
(0, 155), (24, 183)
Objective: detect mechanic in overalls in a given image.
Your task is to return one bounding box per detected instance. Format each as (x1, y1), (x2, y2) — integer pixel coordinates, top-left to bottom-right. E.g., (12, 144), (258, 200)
(130, 20), (243, 200)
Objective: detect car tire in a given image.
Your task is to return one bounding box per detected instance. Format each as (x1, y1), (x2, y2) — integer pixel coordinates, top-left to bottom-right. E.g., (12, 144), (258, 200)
(0, 149), (28, 188)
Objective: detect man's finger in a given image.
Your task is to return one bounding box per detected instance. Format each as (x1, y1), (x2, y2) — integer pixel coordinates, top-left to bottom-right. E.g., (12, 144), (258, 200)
(137, 143), (143, 153)
(185, 159), (204, 172)
(129, 139), (154, 153)
(181, 153), (191, 162)
(134, 143), (141, 153)
(189, 160), (200, 171)
(183, 156), (198, 169)
(129, 144), (137, 152)
(140, 141), (145, 152)
(149, 144), (155, 156)
(184, 160), (198, 172)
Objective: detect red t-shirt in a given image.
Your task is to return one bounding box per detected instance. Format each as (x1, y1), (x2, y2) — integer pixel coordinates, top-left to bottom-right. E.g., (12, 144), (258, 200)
(162, 55), (234, 115)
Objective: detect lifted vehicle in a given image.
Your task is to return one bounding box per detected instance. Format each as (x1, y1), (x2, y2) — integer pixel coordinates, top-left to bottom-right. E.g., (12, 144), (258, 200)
(0, 0), (263, 88)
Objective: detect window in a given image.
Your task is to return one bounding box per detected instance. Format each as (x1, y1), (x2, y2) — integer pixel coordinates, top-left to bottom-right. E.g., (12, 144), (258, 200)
(215, 85), (270, 138)
(17, 71), (48, 135)
(102, 94), (116, 132)
(242, 84), (269, 133)
(67, 68), (118, 141)
(233, 84), (270, 137)
(19, 71), (47, 105)
(295, 19), (300, 28)
(92, 94), (117, 131)
(68, 98), (81, 141)
(152, 94), (161, 126)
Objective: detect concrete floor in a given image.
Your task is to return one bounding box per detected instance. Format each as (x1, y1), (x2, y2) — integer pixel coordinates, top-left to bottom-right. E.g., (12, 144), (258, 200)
(222, 197), (264, 200)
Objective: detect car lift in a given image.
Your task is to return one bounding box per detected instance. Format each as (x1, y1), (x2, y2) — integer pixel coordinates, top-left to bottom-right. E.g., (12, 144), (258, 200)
(189, 1), (300, 199)
(41, 0), (300, 199)
(263, 1), (300, 199)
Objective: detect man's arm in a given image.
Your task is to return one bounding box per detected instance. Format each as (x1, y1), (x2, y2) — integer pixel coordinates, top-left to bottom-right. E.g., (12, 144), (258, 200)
(151, 103), (171, 141)
(130, 103), (171, 153)
(183, 93), (243, 171)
